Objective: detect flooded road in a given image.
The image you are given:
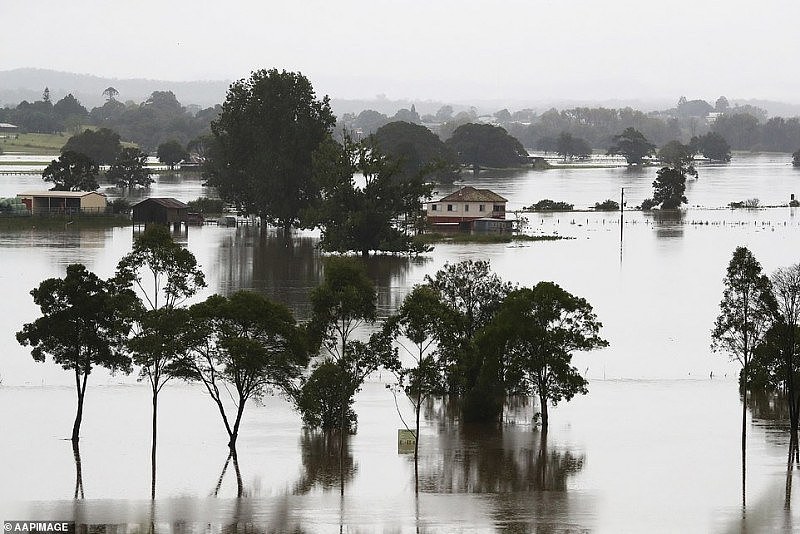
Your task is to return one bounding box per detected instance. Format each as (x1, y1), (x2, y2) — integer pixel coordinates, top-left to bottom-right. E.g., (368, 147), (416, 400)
(1, 154), (800, 531)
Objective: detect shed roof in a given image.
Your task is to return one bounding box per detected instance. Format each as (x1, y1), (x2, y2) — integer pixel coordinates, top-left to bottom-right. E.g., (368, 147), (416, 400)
(434, 186), (507, 203)
(18, 191), (106, 198)
(0, 123), (18, 129)
(133, 197), (189, 209)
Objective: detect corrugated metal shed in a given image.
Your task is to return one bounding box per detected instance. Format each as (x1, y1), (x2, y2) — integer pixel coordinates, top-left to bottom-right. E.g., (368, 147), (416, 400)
(132, 198), (189, 225)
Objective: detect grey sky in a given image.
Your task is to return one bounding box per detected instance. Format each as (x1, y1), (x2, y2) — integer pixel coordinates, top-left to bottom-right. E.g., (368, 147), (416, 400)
(3, 0), (798, 103)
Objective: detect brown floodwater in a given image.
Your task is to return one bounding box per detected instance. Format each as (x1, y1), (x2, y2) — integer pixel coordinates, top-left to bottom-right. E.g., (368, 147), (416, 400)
(2, 154), (800, 531)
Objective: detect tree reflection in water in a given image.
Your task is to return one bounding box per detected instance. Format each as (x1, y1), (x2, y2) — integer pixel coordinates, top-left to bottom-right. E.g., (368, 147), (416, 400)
(294, 430), (357, 495)
(415, 396), (586, 531)
(215, 228), (427, 320)
(213, 450), (245, 498)
(72, 440), (84, 499)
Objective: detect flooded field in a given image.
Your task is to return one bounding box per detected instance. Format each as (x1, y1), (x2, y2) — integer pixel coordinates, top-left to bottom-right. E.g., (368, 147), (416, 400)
(1, 154), (800, 531)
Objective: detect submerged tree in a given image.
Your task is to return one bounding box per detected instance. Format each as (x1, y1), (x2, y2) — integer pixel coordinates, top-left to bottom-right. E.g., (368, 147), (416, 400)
(310, 135), (432, 256)
(42, 151), (99, 191)
(711, 246), (776, 503)
(651, 167), (688, 209)
(425, 260), (513, 422)
(177, 291), (307, 462)
(299, 257), (397, 493)
(107, 147), (152, 189)
(16, 264), (137, 443)
(205, 68), (335, 237)
(156, 140), (188, 170)
(607, 127), (656, 165)
(488, 284), (608, 432)
(116, 225), (206, 499)
(657, 140), (697, 179)
(385, 285), (450, 486)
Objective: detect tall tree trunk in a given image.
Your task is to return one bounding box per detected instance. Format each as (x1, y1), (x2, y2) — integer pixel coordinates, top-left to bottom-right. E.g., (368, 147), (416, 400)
(414, 390), (421, 494)
(72, 440), (84, 499)
(151, 391), (158, 500)
(742, 360), (747, 507)
(228, 396), (246, 452)
(540, 393), (549, 433)
(231, 448), (243, 498)
(72, 368), (88, 443)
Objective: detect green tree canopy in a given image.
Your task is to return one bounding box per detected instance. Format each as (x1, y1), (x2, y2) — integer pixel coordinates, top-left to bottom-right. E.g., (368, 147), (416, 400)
(177, 291), (308, 456)
(53, 94), (88, 122)
(607, 127), (656, 165)
(657, 140), (697, 178)
(556, 132), (591, 161)
(156, 139), (188, 169)
(206, 68), (335, 236)
(651, 167), (688, 209)
(445, 123), (528, 168)
(107, 147), (152, 189)
(372, 121), (459, 183)
(62, 127), (122, 165)
(42, 151), (99, 191)
(424, 260), (513, 421)
(691, 131), (732, 162)
(16, 264), (137, 442)
(310, 136), (432, 256)
(488, 283), (608, 431)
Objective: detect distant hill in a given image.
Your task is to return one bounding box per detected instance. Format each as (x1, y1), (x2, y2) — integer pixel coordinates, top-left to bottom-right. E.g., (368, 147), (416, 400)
(0, 68), (230, 108)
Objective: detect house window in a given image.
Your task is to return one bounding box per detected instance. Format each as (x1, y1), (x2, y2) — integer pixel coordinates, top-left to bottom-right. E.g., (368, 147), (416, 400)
(447, 204), (453, 212)
(493, 204), (505, 212)
(479, 204), (485, 212)
(464, 204), (469, 212)
(431, 204), (438, 211)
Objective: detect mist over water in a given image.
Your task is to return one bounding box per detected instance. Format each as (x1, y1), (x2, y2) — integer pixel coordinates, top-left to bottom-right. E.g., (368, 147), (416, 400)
(2, 154), (800, 531)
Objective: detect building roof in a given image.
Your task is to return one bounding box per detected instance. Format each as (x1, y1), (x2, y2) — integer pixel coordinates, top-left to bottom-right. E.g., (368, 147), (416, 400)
(434, 186), (507, 203)
(133, 197), (189, 209)
(0, 123), (18, 129)
(18, 191), (106, 198)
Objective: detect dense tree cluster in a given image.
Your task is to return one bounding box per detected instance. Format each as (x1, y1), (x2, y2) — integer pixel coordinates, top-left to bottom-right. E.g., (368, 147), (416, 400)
(0, 89), (216, 151)
(445, 123), (529, 168)
(371, 121), (459, 183)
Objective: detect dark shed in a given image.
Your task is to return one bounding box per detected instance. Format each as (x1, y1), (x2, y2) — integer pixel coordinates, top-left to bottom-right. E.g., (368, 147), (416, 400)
(132, 198), (189, 225)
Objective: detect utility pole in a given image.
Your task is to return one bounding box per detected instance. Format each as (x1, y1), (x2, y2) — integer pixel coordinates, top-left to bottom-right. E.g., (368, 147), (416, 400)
(620, 187), (624, 263)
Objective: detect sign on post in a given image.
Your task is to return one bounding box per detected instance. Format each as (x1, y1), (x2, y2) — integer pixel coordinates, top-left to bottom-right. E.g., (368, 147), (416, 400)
(398, 429), (416, 454)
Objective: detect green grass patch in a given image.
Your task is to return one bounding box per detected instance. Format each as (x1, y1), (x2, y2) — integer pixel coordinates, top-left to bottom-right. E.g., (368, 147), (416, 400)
(415, 233), (569, 245)
(0, 214), (132, 230)
(1, 133), (68, 154)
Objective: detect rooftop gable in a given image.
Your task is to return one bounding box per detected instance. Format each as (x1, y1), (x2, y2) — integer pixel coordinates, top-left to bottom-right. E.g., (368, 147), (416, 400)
(435, 186), (507, 203)
(133, 197), (189, 209)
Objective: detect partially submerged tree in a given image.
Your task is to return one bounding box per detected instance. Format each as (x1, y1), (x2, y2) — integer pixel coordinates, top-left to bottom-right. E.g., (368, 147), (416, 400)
(107, 147), (152, 189)
(62, 128), (122, 165)
(445, 123), (528, 169)
(556, 132), (591, 161)
(712, 246), (776, 501)
(16, 264), (137, 443)
(300, 257), (397, 493)
(156, 140), (188, 169)
(425, 260), (513, 421)
(42, 151), (99, 191)
(691, 132), (732, 163)
(310, 135), (432, 256)
(178, 292), (307, 457)
(372, 121), (460, 183)
(205, 68), (335, 237)
(385, 285), (450, 486)
(607, 127), (656, 165)
(651, 167), (688, 209)
(657, 140), (697, 178)
(116, 225), (206, 499)
(488, 284), (608, 432)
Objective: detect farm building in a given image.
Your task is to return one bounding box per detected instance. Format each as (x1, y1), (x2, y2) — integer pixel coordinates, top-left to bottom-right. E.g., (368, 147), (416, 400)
(17, 191), (108, 215)
(132, 197), (189, 227)
(425, 186), (508, 230)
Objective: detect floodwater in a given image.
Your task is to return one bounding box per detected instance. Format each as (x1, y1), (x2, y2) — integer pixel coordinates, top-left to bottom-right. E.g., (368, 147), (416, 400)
(2, 154), (800, 532)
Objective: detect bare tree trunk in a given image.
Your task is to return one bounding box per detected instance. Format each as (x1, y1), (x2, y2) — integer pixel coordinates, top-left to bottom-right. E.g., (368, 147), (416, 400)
(414, 389), (421, 494)
(71, 368), (87, 443)
(540, 394), (549, 433)
(72, 440), (84, 499)
(151, 391), (158, 500)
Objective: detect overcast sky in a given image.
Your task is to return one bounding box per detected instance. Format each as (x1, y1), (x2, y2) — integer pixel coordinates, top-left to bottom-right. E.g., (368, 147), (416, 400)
(2, 0), (798, 103)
